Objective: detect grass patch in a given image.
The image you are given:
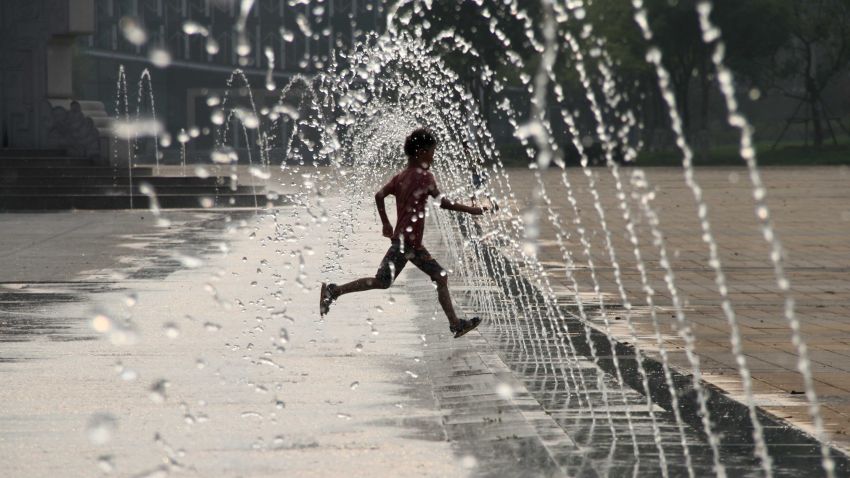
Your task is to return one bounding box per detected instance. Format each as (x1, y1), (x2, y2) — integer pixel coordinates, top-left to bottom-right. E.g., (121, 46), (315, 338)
(637, 142), (850, 167)
(494, 139), (850, 167)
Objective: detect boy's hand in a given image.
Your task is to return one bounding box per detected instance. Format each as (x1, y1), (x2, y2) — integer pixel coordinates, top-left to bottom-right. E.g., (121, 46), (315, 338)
(382, 223), (393, 238)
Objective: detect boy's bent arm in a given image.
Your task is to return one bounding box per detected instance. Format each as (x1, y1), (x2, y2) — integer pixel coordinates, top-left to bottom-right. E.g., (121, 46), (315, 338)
(375, 190), (394, 237)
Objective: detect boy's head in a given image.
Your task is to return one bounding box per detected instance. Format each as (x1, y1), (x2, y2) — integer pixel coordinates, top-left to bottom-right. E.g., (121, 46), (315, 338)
(404, 128), (437, 168)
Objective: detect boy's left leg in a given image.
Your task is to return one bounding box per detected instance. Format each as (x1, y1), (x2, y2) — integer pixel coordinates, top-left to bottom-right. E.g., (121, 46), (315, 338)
(320, 241), (407, 316)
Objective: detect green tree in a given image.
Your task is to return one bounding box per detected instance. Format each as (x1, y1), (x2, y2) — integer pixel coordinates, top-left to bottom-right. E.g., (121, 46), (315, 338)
(588, 0), (790, 144)
(765, 0), (850, 147)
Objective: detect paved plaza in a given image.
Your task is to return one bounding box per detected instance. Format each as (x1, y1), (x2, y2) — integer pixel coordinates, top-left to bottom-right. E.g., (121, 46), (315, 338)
(1, 165), (849, 477)
(508, 165), (850, 451)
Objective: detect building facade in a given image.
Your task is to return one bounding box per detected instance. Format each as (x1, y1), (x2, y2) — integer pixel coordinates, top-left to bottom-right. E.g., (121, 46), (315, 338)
(1, 0), (383, 160)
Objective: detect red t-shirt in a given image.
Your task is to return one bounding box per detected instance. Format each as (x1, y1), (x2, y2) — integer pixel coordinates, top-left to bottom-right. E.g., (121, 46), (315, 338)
(381, 166), (438, 249)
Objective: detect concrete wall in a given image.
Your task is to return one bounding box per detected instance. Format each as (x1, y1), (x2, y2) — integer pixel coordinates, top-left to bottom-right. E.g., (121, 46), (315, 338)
(0, 0), (95, 150)
(1, 0), (50, 148)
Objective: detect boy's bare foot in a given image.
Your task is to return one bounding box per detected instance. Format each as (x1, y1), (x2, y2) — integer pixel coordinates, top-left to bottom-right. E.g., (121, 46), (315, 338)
(450, 317), (481, 338)
(320, 283), (337, 316)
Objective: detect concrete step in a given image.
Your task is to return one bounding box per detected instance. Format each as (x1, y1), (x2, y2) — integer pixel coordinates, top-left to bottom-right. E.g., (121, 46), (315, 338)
(0, 156), (101, 167)
(0, 166), (155, 177)
(0, 150), (279, 210)
(77, 100), (107, 114)
(0, 193), (286, 210)
(2, 176), (230, 187)
(0, 185), (258, 195)
(91, 117), (111, 129)
(0, 149), (69, 158)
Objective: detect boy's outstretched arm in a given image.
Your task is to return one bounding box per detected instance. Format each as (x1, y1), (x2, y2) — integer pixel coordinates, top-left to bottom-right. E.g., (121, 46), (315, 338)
(429, 179), (485, 216)
(438, 184), (487, 216)
(375, 189), (394, 237)
(440, 197), (485, 215)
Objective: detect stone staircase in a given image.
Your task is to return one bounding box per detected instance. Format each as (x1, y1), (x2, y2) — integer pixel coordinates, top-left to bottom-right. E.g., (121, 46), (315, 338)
(0, 149), (284, 211)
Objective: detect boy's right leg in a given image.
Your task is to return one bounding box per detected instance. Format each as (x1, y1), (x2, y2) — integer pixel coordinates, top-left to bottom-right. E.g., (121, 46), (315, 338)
(410, 248), (481, 338)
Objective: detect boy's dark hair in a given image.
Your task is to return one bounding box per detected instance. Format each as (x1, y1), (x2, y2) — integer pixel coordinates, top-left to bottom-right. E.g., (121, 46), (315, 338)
(404, 128), (437, 158)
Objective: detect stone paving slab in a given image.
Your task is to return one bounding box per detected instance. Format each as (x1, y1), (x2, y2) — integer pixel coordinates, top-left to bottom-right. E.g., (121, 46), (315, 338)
(506, 166), (850, 453)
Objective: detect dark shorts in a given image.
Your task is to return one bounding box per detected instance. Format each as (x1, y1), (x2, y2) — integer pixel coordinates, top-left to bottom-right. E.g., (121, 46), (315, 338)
(376, 241), (445, 287)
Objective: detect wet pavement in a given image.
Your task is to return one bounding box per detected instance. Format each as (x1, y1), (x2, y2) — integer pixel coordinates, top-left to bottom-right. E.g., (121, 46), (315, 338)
(0, 204), (479, 477)
(2, 166), (849, 477)
(0, 211), (248, 350)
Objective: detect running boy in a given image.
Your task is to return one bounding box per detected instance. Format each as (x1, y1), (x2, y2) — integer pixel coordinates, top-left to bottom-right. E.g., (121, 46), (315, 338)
(320, 128), (485, 338)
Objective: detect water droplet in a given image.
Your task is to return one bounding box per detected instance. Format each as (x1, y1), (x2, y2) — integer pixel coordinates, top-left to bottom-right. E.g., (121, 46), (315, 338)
(206, 37), (220, 55)
(210, 108), (225, 125)
(120, 368), (138, 381)
(119, 16), (148, 45)
(336, 413), (351, 420)
(349, 381), (360, 390)
(149, 48), (172, 68)
(87, 413), (118, 445)
(354, 343), (363, 352)
(211, 146), (237, 164)
(405, 370), (418, 379)
(91, 312), (138, 346)
(182, 20), (207, 36)
(149, 379), (168, 403)
(162, 322), (180, 339)
(177, 129), (190, 143)
(258, 357), (281, 368)
(91, 313), (112, 333)
(250, 166), (271, 180)
(496, 382), (514, 400)
(204, 322), (221, 332)
(97, 455), (115, 473)
(275, 400), (286, 409)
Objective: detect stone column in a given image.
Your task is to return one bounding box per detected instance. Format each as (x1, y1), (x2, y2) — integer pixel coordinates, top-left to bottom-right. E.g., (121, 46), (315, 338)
(44, 0), (108, 159)
(46, 0), (93, 101)
(1, 0), (106, 159)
